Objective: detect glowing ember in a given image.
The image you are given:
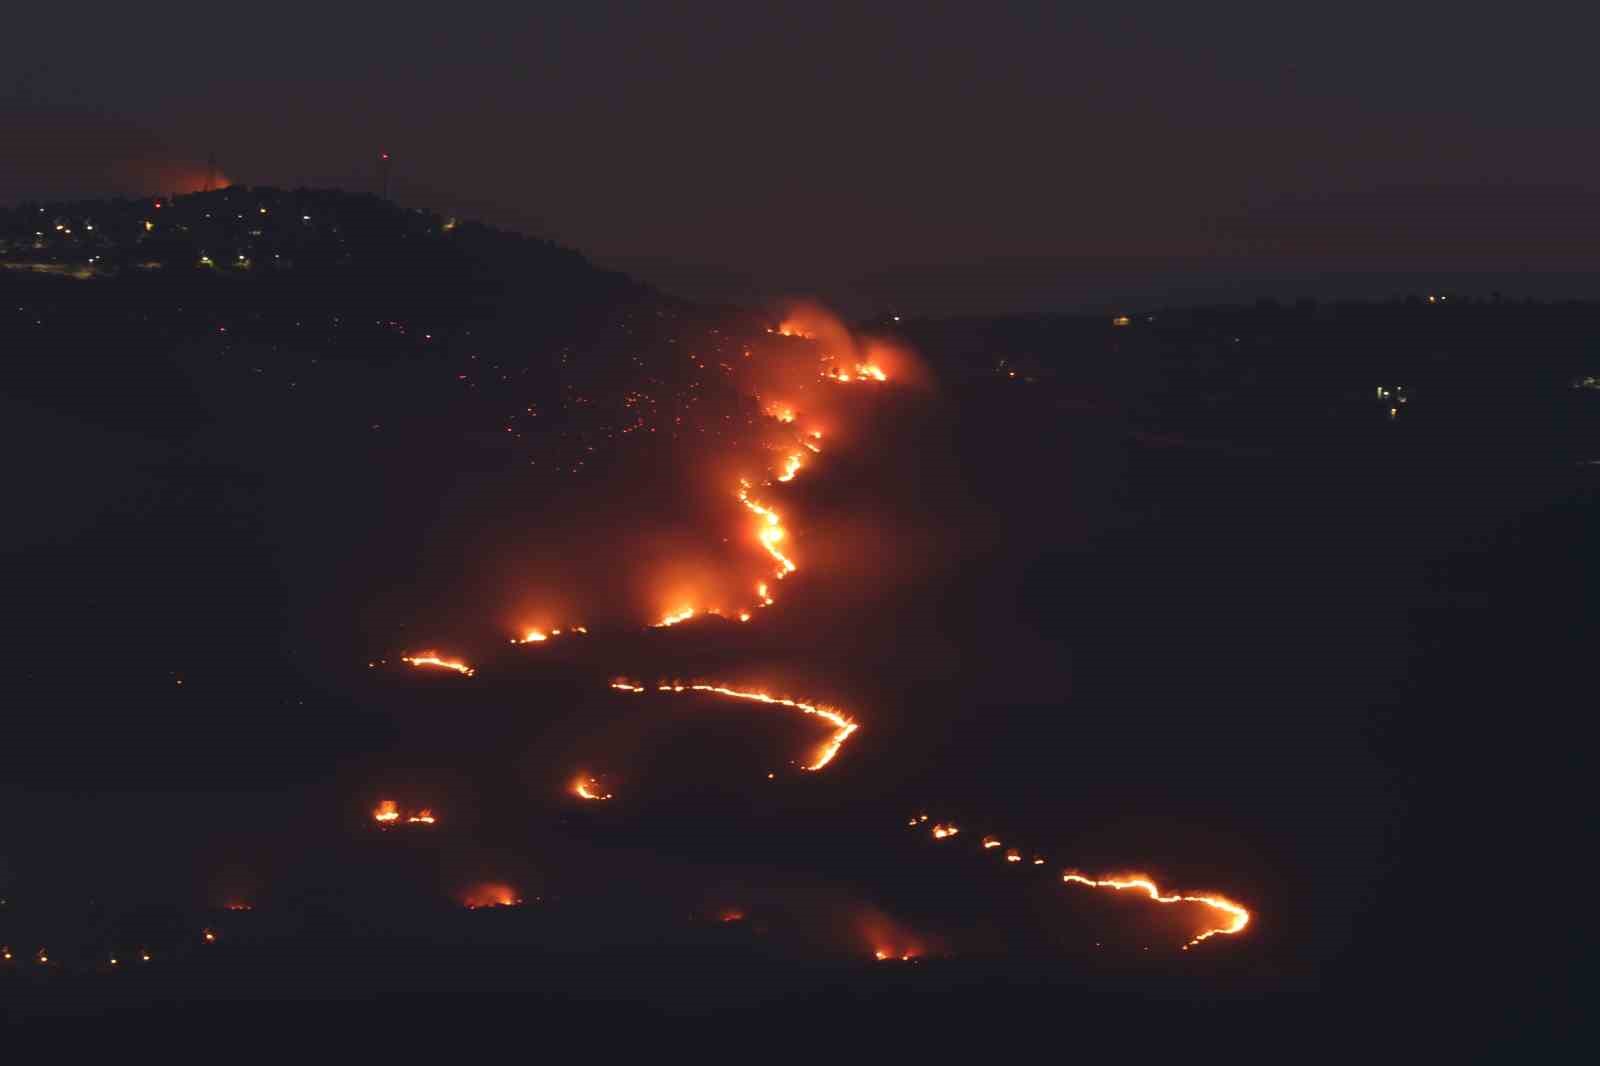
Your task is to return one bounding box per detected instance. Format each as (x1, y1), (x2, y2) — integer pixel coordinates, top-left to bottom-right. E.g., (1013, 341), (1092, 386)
(1005, 849), (1022, 863)
(401, 652), (475, 676)
(202, 929), (216, 943)
(573, 774), (613, 801)
(931, 823), (959, 839)
(982, 836), (1002, 849)
(406, 809), (436, 824)
(609, 679), (859, 771)
(1061, 873), (1251, 949)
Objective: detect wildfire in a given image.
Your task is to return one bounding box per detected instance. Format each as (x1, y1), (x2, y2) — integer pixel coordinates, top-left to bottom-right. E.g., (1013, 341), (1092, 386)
(907, 815), (1250, 950)
(873, 949), (918, 962)
(461, 882), (522, 909)
(824, 363), (888, 383)
(738, 480), (797, 579)
(777, 452), (804, 482)
(513, 625), (588, 645)
(610, 680), (859, 771)
(573, 774), (613, 801)
(1061, 873), (1251, 950)
(374, 799), (436, 826)
(654, 607), (697, 628)
(401, 652), (474, 676)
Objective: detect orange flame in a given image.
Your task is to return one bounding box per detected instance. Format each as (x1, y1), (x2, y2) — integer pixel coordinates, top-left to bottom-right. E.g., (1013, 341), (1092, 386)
(572, 774), (613, 801)
(375, 799), (435, 825)
(737, 480), (797, 580)
(825, 363), (888, 383)
(401, 652), (475, 676)
(908, 816), (1249, 949)
(653, 607), (697, 628)
(611, 680), (859, 771)
(1061, 873), (1251, 949)
(513, 625), (588, 645)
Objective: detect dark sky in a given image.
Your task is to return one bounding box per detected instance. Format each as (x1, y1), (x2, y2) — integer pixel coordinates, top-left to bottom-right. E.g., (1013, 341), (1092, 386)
(6, 1), (1599, 312)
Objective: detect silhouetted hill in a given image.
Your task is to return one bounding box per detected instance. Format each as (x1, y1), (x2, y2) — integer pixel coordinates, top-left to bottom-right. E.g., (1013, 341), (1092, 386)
(0, 185), (654, 347)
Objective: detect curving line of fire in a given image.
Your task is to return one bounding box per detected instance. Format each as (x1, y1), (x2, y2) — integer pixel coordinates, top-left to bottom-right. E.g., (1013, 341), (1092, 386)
(906, 815), (1250, 949)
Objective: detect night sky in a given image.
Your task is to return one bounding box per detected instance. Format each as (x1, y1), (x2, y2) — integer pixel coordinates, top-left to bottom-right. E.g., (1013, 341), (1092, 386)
(7, 1), (1600, 312)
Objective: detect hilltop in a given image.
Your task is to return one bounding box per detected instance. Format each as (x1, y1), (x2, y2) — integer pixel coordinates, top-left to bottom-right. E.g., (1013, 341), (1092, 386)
(0, 185), (655, 349)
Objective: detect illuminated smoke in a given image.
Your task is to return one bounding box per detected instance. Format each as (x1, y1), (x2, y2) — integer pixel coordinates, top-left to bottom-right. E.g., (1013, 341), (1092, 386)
(460, 882), (522, 909)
